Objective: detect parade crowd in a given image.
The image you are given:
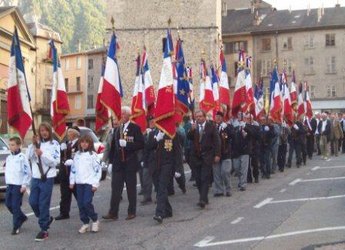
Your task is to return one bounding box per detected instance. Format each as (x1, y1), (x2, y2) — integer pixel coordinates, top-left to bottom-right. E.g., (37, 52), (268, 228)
(4, 106), (345, 241)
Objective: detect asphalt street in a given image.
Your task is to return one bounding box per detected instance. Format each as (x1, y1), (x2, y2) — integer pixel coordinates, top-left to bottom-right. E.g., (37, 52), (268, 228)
(1, 153), (345, 250)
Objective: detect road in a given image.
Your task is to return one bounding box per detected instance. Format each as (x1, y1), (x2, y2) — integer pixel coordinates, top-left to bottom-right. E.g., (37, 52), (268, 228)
(1, 154), (345, 250)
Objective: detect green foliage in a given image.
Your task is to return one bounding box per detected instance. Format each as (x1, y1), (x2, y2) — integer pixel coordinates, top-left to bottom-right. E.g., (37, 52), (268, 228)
(16, 0), (106, 53)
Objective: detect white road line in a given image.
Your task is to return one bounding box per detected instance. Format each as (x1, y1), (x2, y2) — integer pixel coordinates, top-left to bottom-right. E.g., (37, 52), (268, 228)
(302, 176), (345, 183)
(312, 166), (345, 171)
(26, 205), (60, 217)
(231, 217), (244, 224)
(194, 226), (345, 247)
(279, 188), (286, 193)
(254, 198), (273, 208)
(289, 178), (301, 186)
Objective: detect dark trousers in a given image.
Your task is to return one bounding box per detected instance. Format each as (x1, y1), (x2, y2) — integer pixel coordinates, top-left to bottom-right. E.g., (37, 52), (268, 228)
(278, 144), (287, 171)
(142, 168), (153, 200)
(29, 178), (54, 231)
(138, 167), (144, 192)
(76, 184), (97, 224)
(155, 163), (173, 218)
(59, 168), (77, 216)
(247, 155), (259, 182)
(342, 137), (345, 153)
(109, 170), (137, 216)
(5, 185), (27, 230)
(306, 135), (314, 159)
(194, 161), (212, 204)
(260, 148), (271, 178)
(295, 143), (303, 166)
(315, 135), (321, 155)
(167, 165), (186, 194)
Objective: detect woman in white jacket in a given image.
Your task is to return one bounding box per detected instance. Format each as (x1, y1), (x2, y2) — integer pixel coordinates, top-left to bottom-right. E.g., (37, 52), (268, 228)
(68, 135), (101, 233)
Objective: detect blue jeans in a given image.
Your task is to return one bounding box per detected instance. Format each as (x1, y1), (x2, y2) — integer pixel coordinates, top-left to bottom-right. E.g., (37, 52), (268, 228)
(5, 185), (27, 230)
(29, 178), (54, 231)
(232, 155), (249, 188)
(76, 184), (97, 224)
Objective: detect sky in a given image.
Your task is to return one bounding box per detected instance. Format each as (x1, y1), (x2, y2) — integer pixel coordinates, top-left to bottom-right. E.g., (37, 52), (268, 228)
(264, 0), (343, 10)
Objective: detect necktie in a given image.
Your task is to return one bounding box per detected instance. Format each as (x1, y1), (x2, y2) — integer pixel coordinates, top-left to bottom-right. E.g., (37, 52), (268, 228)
(199, 124), (204, 142)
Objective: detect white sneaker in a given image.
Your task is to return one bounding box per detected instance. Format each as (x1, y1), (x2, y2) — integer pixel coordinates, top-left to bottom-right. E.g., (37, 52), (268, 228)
(78, 224), (90, 234)
(91, 220), (99, 233)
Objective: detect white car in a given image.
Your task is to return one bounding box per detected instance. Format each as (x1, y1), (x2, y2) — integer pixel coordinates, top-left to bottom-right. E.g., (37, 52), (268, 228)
(0, 137), (11, 200)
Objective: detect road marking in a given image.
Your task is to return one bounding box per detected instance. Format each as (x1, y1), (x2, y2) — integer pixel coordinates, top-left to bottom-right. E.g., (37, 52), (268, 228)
(254, 198), (273, 208)
(302, 176), (345, 183)
(231, 217), (244, 224)
(279, 188), (286, 193)
(289, 178), (301, 186)
(26, 205), (60, 217)
(312, 166), (345, 171)
(254, 194), (345, 208)
(194, 226), (345, 247)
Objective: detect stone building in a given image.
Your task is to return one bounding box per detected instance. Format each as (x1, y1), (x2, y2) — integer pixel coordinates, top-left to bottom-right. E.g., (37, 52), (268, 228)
(106, 0), (222, 105)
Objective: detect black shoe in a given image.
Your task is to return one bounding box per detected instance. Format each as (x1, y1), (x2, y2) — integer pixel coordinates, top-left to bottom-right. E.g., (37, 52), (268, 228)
(247, 179), (253, 183)
(197, 201), (206, 209)
(11, 228), (19, 235)
(181, 187), (187, 194)
(239, 187), (246, 191)
(254, 178), (259, 183)
(35, 231), (49, 242)
(153, 215), (163, 224)
(279, 168), (284, 172)
(286, 164), (291, 168)
(168, 191), (175, 196)
(193, 183), (197, 187)
(226, 192), (232, 197)
(102, 214), (118, 220)
(297, 165), (300, 168)
(140, 199), (153, 205)
(189, 177), (195, 182)
(48, 216), (54, 227)
(214, 193), (224, 197)
(18, 216), (28, 228)
(163, 213), (173, 219)
(138, 190), (144, 195)
(55, 214), (69, 220)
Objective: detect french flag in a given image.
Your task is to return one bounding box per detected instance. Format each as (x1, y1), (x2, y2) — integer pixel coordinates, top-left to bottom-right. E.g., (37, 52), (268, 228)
(211, 64), (220, 117)
(131, 54), (146, 133)
(297, 82), (305, 119)
(281, 72), (293, 125)
(290, 70), (297, 109)
(7, 28), (32, 139)
(100, 33), (122, 121)
(244, 70), (254, 113)
(49, 40), (70, 140)
(269, 66), (282, 123)
(304, 82), (313, 119)
(219, 50), (230, 114)
(254, 78), (264, 119)
(231, 69), (246, 116)
(142, 49), (155, 117)
(186, 66), (194, 112)
(199, 59), (215, 113)
(95, 63), (109, 132)
(154, 30), (176, 138)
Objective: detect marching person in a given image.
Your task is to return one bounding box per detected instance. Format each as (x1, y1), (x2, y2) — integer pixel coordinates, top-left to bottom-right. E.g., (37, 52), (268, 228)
(55, 127), (80, 220)
(103, 106), (144, 221)
(68, 135), (101, 233)
(247, 115), (261, 184)
(318, 112), (331, 160)
(213, 111), (232, 197)
(305, 116), (317, 160)
(5, 136), (31, 235)
(259, 116), (275, 179)
(314, 112), (322, 155)
(277, 122), (290, 172)
(27, 122), (60, 241)
(152, 128), (183, 223)
(188, 110), (221, 209)
(288, 117), (306, 168)
(330, 113), (343, 157)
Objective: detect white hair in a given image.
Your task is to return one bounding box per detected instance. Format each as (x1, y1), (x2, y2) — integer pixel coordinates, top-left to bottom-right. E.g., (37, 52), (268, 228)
(121, 106), (131, 115)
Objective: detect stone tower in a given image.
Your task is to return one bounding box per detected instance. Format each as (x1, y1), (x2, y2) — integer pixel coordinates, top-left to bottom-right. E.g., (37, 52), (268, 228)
(106, 0), (222, 105)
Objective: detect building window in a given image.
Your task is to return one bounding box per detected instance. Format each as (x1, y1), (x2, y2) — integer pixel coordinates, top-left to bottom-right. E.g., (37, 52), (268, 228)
(310, 85), (315, 98)
(43, 89), (51, 107)
(76, 77), (81, 91)
(305, 34), (314, 49)
(325, 34), (335, 47)
(87, 95), (94, 109)
(282, 37), (292, 50)
(304, 57), (314, 74)
(88, 59), (93, 70)
(225, 41), (248, 54)
(65, 59), (69, 70)
(327, 85), (336, 97)
(261, 38), (271, 51)
(260, 59), (272, 76)
(326, 56), (336, 74)
(65, 78), (69, 92)
(283, 58), (292, 74)
(76, 56), (81, 69)
(75, 96), (81, 109)
(88, 75), (94, 89)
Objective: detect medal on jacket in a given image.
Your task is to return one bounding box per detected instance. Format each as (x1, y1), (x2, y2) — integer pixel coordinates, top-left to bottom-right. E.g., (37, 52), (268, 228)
(164, 139), (173, 152)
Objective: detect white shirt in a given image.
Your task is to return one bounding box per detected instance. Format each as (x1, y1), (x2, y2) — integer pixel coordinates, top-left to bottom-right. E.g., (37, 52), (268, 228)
(69, 151), (101, 188)
(122, 121), (130, 133)
(26, 140), (60, 179)
(198, 121), (206, 133)
(5, 152), (31, 187)
(315, 119), (320, 135)
(321, 119), (328, 133)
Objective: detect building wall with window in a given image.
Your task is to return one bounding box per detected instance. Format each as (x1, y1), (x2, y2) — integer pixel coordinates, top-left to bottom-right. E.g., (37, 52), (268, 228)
(60, 52), (87, 123)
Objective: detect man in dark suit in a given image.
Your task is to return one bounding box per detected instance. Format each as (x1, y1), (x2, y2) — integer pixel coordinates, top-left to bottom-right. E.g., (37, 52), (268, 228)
(103, 106), (144, 220)
(341, 113), (345, 153)
(187, 110), (221, 209)
(305, 116), (317, 160)
(55, 127), (80, 220)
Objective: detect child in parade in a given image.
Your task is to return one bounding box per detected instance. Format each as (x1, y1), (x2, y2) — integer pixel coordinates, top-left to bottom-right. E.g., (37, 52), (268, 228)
(27, 122), (60, 241)
(67, 135), (101, 233)
(5, 136), (31, 235)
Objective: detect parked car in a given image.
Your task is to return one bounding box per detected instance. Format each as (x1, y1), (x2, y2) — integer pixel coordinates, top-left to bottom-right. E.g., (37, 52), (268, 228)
(0, 137), (11, 200)
(56, 126), (107, 182)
